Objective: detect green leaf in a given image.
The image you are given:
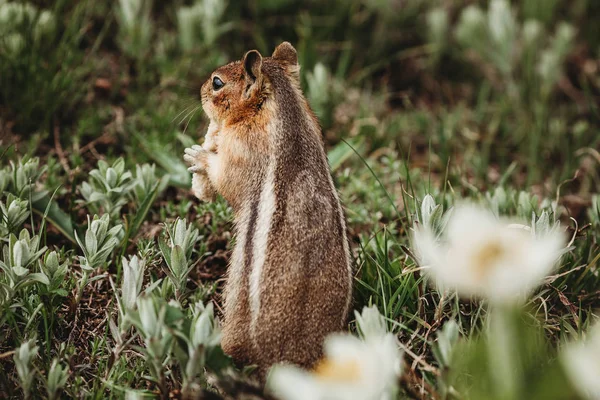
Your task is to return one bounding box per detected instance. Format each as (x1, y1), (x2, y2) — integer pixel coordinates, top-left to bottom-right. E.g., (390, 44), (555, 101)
(129, 178), (164, 239)
(170, 245), (186, 279)
(29, 272), (50, 286)
(31, 194), (76, 243)
(327, 136), (365, 172)
(133, 132), (190, 188)
(12, 266), (29, 277)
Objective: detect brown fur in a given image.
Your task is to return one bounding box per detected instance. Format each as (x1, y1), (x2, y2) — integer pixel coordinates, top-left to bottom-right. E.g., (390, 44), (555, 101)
(188, 42), (352, 379)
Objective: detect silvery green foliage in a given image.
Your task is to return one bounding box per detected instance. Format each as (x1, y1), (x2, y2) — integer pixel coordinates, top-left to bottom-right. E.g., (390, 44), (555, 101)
(130, 295), (175, 351)
(75, 214), (123, 272)
(589, 195), (600, 229)
(0, 165), (10, 193)
(454, 0), (575, 97)
(176, 0), (232, 52)
(537, 23), (576, 95)
(121, 255), (146, 312)
(132, 163), (157, 204)
(354, 305), (388, 340)
(0, 2), (55, 56)
(189, 301), (221, 349)
(40, 251), (68, 295)
(115, 0), (153, 59)
(516, 191), (537, 220)
(127, 295), (183, 394)
(2, 158), (46, 200)
(487, 0), (517, 76)
(158, 218), (199, 296)
(415, 195), (447, 238)
(125, 392), (143, 400)
(454, 6), (487, 56)
(419, 195), (443, 229)
(531, 210), (562, 240)
(433, 320), (459, 368)
(432, 320), (459, 397)
(46, 358), (69, 400)
(0, 194), (29, 236)
(487, 187), (557, 222)
(455, 1), (515, 75)
(306, 63), (330, 119)
(174, 301), (222, 395)
(80, 158), (134, 219)
(522, 19), (543, 47)
(0, 230), (49, 303)
(14, 339), (39, 399)
(426, 7), (449, 63)
(487, 187), (509, 216)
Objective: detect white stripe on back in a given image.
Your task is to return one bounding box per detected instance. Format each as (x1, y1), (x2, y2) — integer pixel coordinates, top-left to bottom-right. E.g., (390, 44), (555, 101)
(249, 160), (276, 326)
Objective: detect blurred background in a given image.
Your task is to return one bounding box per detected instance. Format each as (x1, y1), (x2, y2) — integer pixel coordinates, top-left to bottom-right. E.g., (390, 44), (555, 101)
(1, 0), (598, 193)
(1, 1), (600, 397)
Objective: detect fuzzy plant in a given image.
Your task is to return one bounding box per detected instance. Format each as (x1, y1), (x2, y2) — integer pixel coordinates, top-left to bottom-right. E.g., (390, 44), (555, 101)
(1, 157), (46, 200)
(13, 339), (39, 400)
(0, 1), (55, 56)
(73, 214), (123, 304)
(0, 229), (49, 309)
(451, 0), (575, 100)
(79, 158), (134, 220)
(176, 0), (233, 52)
(125, 295), (179, 398)
(45, 358), (69, 400)
(115, 0), (153, 59)
(158, 218), (200, 300)
(172, 301), (223, 397)
(0, 194), (29, 236)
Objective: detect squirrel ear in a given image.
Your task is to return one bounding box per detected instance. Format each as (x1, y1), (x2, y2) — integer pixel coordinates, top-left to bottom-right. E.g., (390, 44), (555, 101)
(272, 42), (298, 65)
(243, 50), (263, 81)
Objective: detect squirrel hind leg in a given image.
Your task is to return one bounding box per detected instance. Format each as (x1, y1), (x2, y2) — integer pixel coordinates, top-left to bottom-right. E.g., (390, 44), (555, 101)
(220, 291), (254, 368)
(250, 309), (325, 379)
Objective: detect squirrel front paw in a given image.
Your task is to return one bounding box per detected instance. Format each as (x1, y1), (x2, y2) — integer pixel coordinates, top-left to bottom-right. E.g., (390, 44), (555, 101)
(183, 145), (210, 173)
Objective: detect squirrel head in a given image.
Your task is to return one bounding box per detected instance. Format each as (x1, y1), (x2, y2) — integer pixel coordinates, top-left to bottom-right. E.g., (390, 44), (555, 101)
(201, 42), (300, 127)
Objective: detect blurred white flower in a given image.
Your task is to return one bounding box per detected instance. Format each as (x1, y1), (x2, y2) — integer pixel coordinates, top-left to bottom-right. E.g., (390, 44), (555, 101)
(355, 305), (388, 340)
(269, 333), (401, 400)
(413, 205), (565, 303)
(269, 307), (401, 400)
(562, 324), (600, 399)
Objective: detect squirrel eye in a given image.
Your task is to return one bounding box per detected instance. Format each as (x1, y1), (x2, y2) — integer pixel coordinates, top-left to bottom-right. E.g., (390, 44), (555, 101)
(212, 76), (224, 91)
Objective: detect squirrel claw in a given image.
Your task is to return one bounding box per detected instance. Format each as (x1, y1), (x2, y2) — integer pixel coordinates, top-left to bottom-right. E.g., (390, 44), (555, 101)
(184, 146), (210, 171)
(183, 153), (196, 165)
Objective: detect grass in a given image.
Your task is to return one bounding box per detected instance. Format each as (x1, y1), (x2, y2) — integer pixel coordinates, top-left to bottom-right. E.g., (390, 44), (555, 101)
(0, 0), (599, 398)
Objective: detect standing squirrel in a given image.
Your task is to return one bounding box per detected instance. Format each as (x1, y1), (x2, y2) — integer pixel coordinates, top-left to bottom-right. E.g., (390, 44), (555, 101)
(183, 42), (352, 378)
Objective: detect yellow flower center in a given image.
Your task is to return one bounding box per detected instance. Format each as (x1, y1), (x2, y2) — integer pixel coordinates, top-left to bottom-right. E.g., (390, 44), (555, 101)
(314, 357), (361, 382)
(473, 241), (506, 278)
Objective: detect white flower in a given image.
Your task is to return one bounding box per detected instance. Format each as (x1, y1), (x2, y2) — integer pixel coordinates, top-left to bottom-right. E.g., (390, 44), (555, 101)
(268, 333), (401, 400)
(562, 324), (600, 399)
(413, 204), (565, 303)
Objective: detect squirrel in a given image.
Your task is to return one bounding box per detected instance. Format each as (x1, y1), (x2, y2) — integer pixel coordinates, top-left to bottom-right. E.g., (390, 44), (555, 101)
(183, 42), (352, 379)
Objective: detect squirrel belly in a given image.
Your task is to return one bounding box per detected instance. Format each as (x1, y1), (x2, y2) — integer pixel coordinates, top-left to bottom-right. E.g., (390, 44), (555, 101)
(184, 42), (353, 378)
